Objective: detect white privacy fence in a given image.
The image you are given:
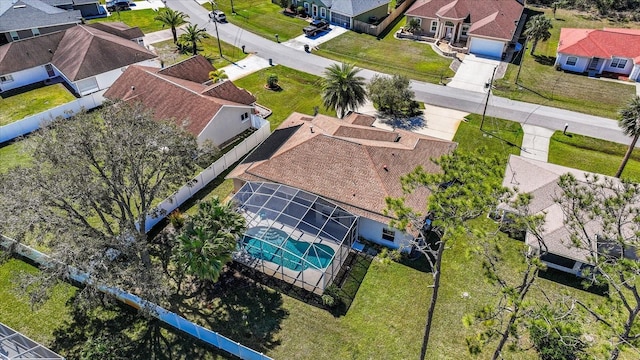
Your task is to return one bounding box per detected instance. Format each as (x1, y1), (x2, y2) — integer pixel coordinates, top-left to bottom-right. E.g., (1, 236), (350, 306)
(144, 116), (271, 232)
(0, 90), (107, 144)
(0, 234), (274, 360)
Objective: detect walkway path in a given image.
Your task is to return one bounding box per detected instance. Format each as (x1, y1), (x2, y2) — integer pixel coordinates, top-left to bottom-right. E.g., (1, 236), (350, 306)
(520, 125), (555, 162)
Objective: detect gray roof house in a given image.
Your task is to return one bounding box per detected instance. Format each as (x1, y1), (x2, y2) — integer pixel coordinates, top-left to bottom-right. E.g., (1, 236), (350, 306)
(501, 155), (637, 276)
(0, 0), (103, 45)
(292, 0), (390, 29)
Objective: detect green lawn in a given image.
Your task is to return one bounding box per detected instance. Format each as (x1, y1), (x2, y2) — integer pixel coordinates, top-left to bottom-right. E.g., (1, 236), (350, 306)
(88, 9), (165, 33)
(0, 141), (31, 173)
(549, 131), (640, 181)
(494, 7), (640, 119)
(453, 114), (524, 164)
(0, 84), (75, 126)
(0, 258), (76, 346)
(317, 16), (455, 84)
(153, 37), (247, 69)
(233, 65), (336, 129)
(203, 0), (309, 41)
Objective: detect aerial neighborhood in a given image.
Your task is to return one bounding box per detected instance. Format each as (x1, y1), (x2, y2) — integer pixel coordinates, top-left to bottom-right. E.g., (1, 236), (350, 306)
(2, 0), (640, 359)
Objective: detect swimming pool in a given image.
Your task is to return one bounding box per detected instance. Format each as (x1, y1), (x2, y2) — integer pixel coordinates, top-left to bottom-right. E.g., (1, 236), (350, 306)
(241, 226), (335, 271)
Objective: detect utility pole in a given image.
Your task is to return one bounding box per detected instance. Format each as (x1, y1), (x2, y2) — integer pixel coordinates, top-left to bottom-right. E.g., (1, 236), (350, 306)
(230, 0), (235, 14)
(480, 66), (498, 131)
(210, 1), (223, 58)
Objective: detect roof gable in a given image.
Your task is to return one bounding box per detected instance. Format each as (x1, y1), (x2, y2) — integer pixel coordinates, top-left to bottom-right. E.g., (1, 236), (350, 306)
(86, 22), (145, 41)
(157, 55), (215, 84)
(0, 31), (64, 74)
(558, 28), (640, 64)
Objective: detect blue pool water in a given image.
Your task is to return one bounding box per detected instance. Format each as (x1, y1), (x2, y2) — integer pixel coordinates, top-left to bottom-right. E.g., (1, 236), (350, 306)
(242, 226), (335, 271)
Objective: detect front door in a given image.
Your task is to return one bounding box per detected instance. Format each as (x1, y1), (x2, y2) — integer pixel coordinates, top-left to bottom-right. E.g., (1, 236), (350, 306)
(588, 57), (601, 71)
(312, 4), (317, 18)
(445, 26), (453, 39)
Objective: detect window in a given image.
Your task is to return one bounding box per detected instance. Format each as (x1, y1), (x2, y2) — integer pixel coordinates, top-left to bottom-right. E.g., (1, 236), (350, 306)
(303, 2), (308, 11)
(0, 75), (14, 83)
(320, 7), (326, 18)
(382, 228), (395, 242)
(565, 56), (577, 66)
(9, 31), (19, 41)
(240, 112), (250, 121)
(31, 28), (40, 36)
(610, 58), (628, 69)
(430, 20), (437, 33)
(461, 24), (469, 36)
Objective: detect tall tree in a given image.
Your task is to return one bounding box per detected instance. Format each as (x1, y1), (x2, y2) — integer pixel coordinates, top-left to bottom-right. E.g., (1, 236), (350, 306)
(557, 173), (640, 359)
(321, 63), (367, 118)
(523, 15), (553, 55)
(154, 8), (189, 43)
(386, 149), (511, 360)
(179, 24), (209, 56)
(367, 73), (420, 121)
(0, 101), (199, 305)
(173, 197), (245, 287)
(615, 96), (640, 178)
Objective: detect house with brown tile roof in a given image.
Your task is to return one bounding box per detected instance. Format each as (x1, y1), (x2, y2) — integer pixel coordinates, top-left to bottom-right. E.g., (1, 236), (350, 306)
(501, 155), (638, 276)
(0, 23), (156, 95)
(105, 55), (259, 147)
(228, 112), (457, 250)
(555, 28), (640, 81)
(405, 0), (524, 59)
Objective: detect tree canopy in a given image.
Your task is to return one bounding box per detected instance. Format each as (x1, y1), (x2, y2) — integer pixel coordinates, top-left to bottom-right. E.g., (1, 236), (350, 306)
(524, 15), (553, 55)
(154, 8), (189, 43)
(367, 74), (420, 122)
(615, 96), (640, 178)
(321, 63), (367, 118)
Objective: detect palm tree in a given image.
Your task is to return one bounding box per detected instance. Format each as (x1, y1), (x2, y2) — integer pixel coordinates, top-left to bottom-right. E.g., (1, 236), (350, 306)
(523, 14), (553, 55)
(615, 96), (640, 178)
(405, 18), (421, 34)
(208, 69), (228, 83)
(321, 63), (367, 118)
(179, 24), (209, 56)
(173, 197), (246, 283)
(154, 8), (189, 43)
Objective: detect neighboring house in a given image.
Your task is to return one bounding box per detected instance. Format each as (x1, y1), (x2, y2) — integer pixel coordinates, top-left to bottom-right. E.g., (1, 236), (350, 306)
(501, 155), (637, 276)
(0, 24), (156, 95)
(87, 21), (145, 45)
(292, 0), (390, 29)
(405, 0), (524, 59)
(105, 55), (259, 147)
(228, 111), (457, 251)
(43, 0), (103, 18)
(0, 0), (82, 44)
(555, 28), (640, 82)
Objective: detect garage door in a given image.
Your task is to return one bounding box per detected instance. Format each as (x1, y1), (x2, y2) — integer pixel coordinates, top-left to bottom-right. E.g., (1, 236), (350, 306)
(469, 38), (504, 59)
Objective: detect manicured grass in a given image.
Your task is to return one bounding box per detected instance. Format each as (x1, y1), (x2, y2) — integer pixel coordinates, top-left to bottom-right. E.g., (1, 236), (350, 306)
(453, 114), (524, 164)
(549, 131), (640, 181)
(494, 7), (640, 118)
(317, 16), (455, 84)
(88, 9), (165, 33)
(203, 0), (309, 41)
(153, 37), (247, 69)
(0, 84), (75, 126)
(233, 65), (336, 129)
(0, 141), (31, 173)
(0, 258), (76, 346)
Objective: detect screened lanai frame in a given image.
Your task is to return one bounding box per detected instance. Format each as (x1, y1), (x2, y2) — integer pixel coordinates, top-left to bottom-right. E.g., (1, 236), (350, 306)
(232, 182), (359, 295)
(0, 322), (64, 360)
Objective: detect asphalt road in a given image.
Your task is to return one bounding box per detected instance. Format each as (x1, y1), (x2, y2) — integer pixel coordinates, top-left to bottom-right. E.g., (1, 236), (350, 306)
(167, 0), (631, 145)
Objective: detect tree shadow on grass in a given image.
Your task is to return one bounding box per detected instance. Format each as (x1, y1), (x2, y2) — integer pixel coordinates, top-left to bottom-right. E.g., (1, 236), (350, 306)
(51, 300), (234, 360)
(172, 268), (287, 354)
(533, 55), (556, 66)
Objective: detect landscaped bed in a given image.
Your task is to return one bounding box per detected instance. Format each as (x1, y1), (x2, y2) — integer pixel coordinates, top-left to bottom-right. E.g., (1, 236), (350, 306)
(0, 83), (76, 127)
(494, 7), (640, 119)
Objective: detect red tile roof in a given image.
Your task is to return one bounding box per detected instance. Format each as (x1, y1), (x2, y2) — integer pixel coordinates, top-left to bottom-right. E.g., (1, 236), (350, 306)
(229, 112), (457, 224)
(104, 63), (255, 138)
(558, 28), (640, 64)
(406, 0), (523, 41)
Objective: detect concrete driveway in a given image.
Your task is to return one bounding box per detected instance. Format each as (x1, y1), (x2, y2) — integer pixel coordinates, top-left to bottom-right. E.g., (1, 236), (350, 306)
(282, 26), (348, 52)
(448, 54), (501, 93)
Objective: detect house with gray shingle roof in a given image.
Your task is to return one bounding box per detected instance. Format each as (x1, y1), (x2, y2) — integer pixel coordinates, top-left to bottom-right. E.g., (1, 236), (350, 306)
(228, 111), (457, 250)
(105, 55), (259, 147)
(502, 155), (638, 276)
(292, 0), (390, 29)
(0, 23), (156, 95)
(0, 0), (81, 44)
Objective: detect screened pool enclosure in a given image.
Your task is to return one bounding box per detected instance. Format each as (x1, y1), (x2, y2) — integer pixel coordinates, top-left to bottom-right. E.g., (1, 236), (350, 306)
(232, 182), (359, 294)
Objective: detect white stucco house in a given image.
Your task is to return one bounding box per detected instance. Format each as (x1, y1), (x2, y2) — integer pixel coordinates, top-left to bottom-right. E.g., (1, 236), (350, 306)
(555, 28), (640, 81)
(0, 23), (156, 95)
(404, 0), (524, 59)
(104, 55), (260, 147)
(228, 111), (457, 252)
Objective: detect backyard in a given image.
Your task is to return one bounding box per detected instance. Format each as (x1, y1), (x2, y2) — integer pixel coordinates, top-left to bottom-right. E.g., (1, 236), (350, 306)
(0, 84), (76, 127)
(494, 7), (640, 119)
(153, 37), (247, 69)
